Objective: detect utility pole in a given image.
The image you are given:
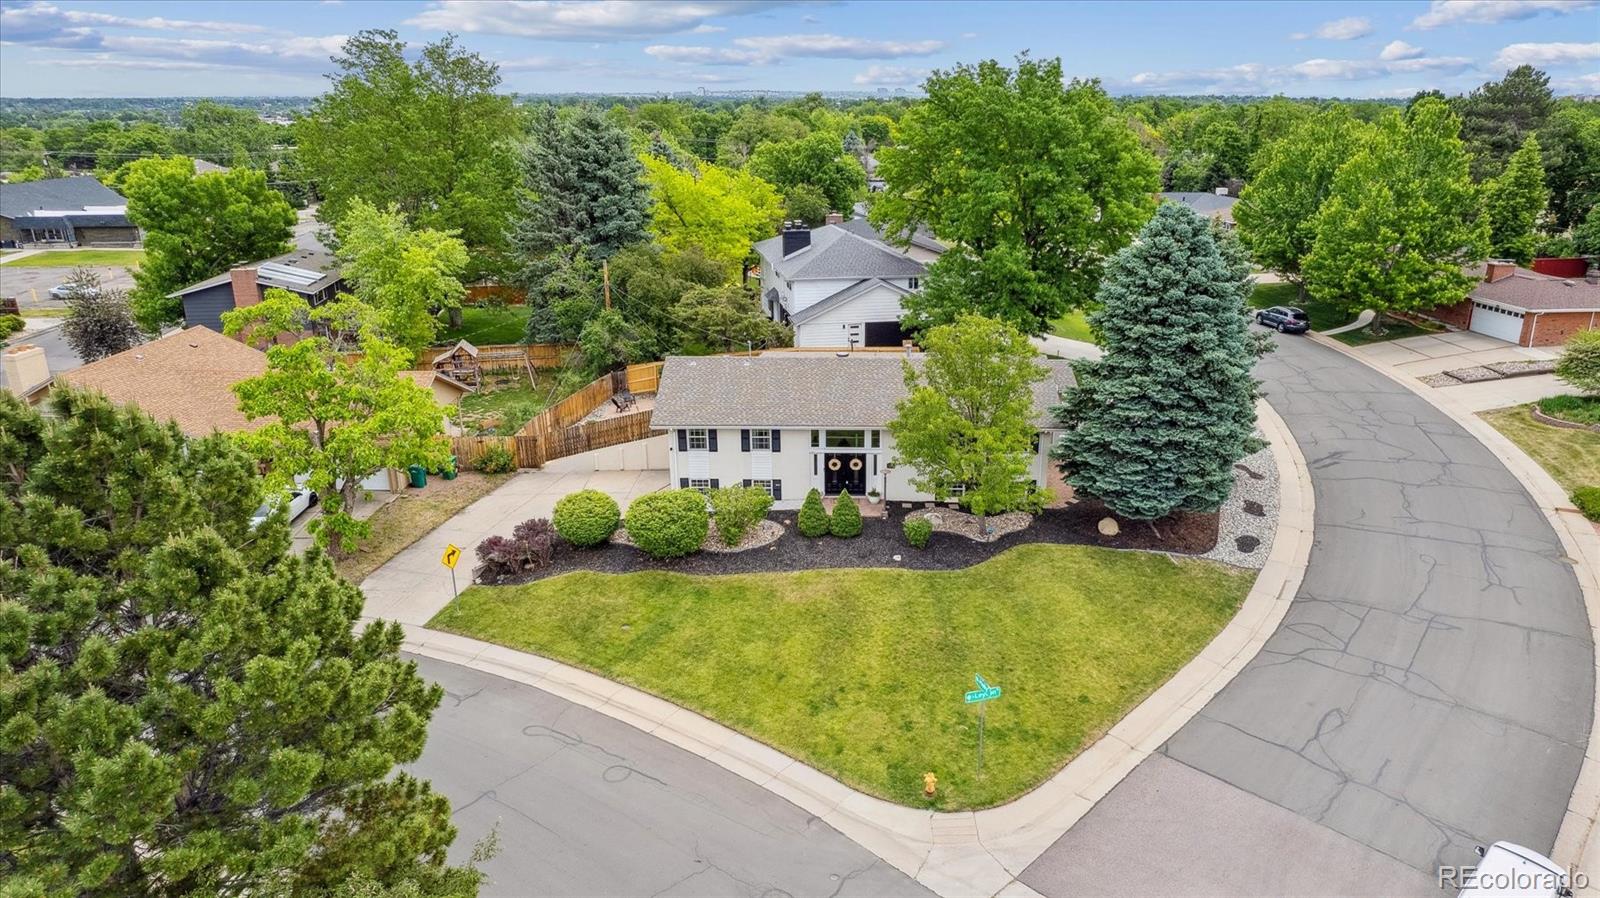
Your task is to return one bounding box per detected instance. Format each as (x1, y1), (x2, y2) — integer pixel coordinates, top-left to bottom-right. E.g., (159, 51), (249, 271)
(602, 259), (611, 310)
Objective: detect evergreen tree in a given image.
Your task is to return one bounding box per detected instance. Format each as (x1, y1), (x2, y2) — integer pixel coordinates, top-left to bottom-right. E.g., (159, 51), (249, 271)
(0, 389), (473, 896)
(512, 106), (651, 261)
(829, 491), (863, 538)
(1052, 203), (1264, 521)
(1457, 65), (1554, 181)
(797, 488), (830, 537)
(1302, 98), (1488, 323)
(1485, 134), (1549, 264)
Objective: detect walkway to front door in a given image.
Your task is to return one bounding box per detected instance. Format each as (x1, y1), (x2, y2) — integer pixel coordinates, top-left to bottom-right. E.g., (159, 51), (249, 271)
(822, 451), (867, 496)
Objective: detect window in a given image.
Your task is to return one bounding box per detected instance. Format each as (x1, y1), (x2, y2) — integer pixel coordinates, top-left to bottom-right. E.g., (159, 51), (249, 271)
(751, 429), (772, 451)
(811, 429), (820, 447)
(949, 484), (966, 497)
(751, 479), (775, 497)
(871, 430), (881, 448)
(909, 277), (920, 289)
(687, 428), (709, 451)
(824, 430), (866, 448)
(688, 478), (711, 491)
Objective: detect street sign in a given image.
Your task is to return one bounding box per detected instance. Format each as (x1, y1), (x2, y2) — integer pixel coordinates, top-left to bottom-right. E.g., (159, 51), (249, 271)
(964, 674), (1001, 704)
(441, 544), (462, 569)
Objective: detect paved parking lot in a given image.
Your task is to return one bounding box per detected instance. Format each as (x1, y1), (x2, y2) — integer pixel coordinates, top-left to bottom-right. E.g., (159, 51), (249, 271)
(0, 263), (137, 309)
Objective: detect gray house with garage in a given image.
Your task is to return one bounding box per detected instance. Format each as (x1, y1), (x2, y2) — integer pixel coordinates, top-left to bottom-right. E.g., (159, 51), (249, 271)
(651, 352), (1075, 508)
(753, 220), (934, 349)
(169, 247), (344, 334)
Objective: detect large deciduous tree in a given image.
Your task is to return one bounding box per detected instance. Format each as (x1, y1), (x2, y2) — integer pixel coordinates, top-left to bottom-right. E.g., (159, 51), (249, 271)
(673, 284), (790, 354)
(888, 314), (1048, 530)
(641, 156), (783, 278)
(1302, 98), (1488, 321)
(1540, 105), (1600, 234)
(872, 56), (1160, 335)
(1485, 134), (1549, 264)
(122, 156), (295, 331)
(0, 389), (475, 896)
(747, 132), (866, 217)
(223, 291), (451, 553)
(335, 199), (469, 359)
(298, 30), (519, 263)
(1234, 106), (1371, 296)
(512, 106), (651, 262)
(1053, 203), (1265, 522)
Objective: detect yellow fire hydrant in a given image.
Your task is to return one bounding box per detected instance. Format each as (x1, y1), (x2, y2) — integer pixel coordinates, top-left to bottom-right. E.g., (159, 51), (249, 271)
(923, 772), (938, 798)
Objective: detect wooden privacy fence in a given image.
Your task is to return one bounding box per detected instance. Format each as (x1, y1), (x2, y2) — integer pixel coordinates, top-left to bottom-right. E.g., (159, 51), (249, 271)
(625, 360), (664, 393)
(517, 361), (663, 439)
(453, 410), (660, 470)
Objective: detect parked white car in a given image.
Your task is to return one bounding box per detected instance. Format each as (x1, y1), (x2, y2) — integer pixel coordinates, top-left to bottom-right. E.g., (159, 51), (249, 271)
(249, 487), (317, 530)
(1457, 842), (1573, 897)
(49, 282), (99, 300)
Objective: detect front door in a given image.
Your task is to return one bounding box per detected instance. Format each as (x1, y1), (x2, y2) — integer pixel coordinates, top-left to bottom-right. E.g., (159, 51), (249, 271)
(823, 453), (867, 495)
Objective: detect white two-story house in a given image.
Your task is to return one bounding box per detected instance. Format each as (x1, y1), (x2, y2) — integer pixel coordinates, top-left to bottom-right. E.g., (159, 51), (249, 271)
(753, 220), (935, 349)
(651, 353), (1075, 508)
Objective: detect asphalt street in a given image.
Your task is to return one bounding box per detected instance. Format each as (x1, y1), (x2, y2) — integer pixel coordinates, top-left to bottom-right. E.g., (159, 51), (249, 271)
(406, 654), (934, 898)
(1023, 332), (1590, 895)
(0, 321), (82, 392)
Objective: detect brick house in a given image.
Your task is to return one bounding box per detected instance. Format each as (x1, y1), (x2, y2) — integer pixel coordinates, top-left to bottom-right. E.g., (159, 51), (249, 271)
(1427, 260), (1600, 348)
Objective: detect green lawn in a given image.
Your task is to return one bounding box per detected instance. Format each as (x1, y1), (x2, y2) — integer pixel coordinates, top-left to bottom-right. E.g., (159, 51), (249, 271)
(436, 305), (531, 346)
(1537, 394), (1600, 426)
(1247, 282), (1442, 345)
(1048, 309), (1096, 344)
(1482, 403), (1600, 495)
(455, 370), (562, 435)
(0, 248), (145, 268)
(428, 543), (1255, 809)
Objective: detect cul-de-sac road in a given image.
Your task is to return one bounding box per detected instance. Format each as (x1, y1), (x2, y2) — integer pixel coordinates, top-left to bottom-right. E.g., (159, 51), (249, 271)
(408, 333), (1589, 897)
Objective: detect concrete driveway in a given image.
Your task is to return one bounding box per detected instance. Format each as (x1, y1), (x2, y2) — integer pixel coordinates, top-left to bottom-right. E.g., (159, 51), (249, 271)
(1352, 331), (1558, 378)
(1023, 332), (1589, 896)
(361, 468), (667, 625)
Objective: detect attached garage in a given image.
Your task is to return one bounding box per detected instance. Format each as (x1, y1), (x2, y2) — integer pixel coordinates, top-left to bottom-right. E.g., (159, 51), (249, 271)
(1468, 301), (1525, 344)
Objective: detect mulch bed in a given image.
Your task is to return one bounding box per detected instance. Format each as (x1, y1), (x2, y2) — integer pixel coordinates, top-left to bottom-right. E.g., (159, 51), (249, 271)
(479, 501), (1219, 586)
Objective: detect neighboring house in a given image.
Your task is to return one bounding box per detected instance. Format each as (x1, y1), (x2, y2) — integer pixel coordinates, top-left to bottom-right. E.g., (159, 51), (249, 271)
(651, 352), (1075, 509)
(1427, 260), (1600, 347)
(840, 202), (947, 264)
(1158, 191), (1238, 228)
(0, 176), (140, 247)
(753, 221), (929, 349)
(193, 159), (231, 174)
(169, 247), (343, 334)
(863, 152), (886, 193)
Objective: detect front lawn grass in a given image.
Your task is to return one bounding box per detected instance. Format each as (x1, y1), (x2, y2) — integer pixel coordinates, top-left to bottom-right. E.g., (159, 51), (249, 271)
(428, 543), (1255, 810)
(0, 248), (145, 268)
(1482, 404), (1600, 495)
(435, 305), (531, 346)
(1247, 282), (1442, 345)
(335, 471), (510, 584)
(1538, 394), (1600, 426)
(1048, 309), (1096, 344)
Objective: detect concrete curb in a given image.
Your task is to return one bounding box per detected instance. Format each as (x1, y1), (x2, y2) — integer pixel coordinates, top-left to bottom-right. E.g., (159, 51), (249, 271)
(1307, 331), (1600, 890)
(383, 395), (1315, 898)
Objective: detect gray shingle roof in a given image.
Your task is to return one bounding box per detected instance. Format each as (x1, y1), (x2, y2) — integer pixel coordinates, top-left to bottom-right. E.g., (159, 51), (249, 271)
(1158, 192), (1237, 222)
(1471, 266), (1600, 312)
(754, 225), (927, 282)
(169, 246), (341, 298)
(651, 353), (1076, 429)
(838, 209), (946, 254)
(0, 176), (126, 219)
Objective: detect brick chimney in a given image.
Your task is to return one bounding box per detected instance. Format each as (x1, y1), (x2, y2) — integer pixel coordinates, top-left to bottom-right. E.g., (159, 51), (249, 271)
(230, 267), (261, 310)
(2, 344), (49, 398)
(781, 221), (811, 257)
(1485, 259), (1517, 283)
(824, 211), (844, 225)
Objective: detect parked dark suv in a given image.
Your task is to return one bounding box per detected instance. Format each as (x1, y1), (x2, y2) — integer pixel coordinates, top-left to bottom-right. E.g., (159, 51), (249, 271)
(1255, 306), (1310, 334)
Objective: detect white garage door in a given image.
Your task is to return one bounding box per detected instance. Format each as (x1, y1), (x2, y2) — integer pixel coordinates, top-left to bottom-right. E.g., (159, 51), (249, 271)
(1469, 301), (1525, 344)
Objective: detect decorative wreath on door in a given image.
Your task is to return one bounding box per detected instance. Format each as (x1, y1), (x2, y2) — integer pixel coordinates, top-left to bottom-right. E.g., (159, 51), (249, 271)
(848, 458), (864, 471)
(827, 457), (842, 471)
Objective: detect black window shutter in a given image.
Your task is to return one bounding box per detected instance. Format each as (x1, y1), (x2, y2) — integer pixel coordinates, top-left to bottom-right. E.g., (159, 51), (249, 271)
(743, 479), (752, 487)
(741, 429), (750, 452)
(677, 430), (687, 452)
(679, 477), (688, 488)
(708, 429), (718, 452)
(773, 480), (783, 500)
(771, 430), (782, 452)
(709, 478), (720, 488)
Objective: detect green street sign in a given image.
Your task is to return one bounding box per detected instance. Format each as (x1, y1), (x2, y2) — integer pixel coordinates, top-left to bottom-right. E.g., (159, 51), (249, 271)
(964, 674), (1001, 704)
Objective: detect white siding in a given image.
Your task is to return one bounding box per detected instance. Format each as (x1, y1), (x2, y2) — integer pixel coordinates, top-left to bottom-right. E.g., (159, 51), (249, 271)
(793, 282), (908, 348)
(789, 278), (861, 316)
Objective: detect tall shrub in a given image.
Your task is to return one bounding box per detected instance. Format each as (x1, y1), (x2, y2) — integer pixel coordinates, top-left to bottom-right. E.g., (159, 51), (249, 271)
(829, 491), (863, 538)
(797, 488), (830, 537)
(624, 489), (709, 558)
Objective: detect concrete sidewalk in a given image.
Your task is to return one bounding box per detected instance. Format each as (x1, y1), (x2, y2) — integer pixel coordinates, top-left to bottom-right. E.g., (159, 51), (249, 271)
(361, 468), (667, 624)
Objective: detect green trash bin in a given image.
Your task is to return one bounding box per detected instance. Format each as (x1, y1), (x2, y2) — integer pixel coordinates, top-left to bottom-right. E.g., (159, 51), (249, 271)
(407, 464), (427, 488)
(442, 455), (458, 480)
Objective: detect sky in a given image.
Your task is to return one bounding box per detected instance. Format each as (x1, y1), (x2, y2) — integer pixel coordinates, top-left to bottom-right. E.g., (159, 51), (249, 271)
(0, 0), (1596, 98)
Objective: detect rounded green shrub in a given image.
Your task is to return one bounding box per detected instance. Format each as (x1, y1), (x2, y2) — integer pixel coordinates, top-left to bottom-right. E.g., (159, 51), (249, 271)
(625, 489), (709, 558)
(475, 444), (515, 474)
(797, 488), (830, 537)
(1573, 486), (1600, 522)
(553, 489), (620, 547)
(0, 314), (24, 341)
(903, 517), (932, 549)
(1557, 330), (1600, 396)
(710, 485), (774, 546)
(830, 491), (863, 538)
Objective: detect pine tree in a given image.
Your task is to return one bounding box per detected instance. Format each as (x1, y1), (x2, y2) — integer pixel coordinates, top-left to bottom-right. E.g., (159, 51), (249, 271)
(1485, 134), (1548, 264)
(1052, 203), (1264, 521)
(798, 488), (830, 537)
(512, 105), (651, 262)
(829, 490), (863, 538)
(0, 389), (474, 895)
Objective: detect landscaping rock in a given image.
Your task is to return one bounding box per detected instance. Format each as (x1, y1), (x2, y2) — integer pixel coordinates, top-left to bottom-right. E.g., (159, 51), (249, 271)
(906, 508), (1031, 542)
(1484, 359), (1556, 378)
(1441, 366), (1502, 383)
(1420, 373), (1464, 388)
(1098, 517), (1120, 536)
(612, 518), (783, 554)
(1202, 442), (1278, 570)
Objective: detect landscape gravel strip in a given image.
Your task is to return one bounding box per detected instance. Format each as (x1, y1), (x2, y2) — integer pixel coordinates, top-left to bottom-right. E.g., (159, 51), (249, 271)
(1201, 444), (1278, 570)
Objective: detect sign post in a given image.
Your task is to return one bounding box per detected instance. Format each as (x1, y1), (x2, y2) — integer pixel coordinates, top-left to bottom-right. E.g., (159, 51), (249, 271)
(441, 543), (462, 599)
(963, 674), (1002, 776)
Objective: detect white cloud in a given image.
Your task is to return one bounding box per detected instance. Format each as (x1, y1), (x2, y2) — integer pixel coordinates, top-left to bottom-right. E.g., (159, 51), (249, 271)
(0, 2), (274, 38)
(405, 0), (782, 41)
(961, 31), (977, 39)
(852, 64), (929, 87)
(646, 32), (944, 66)
(1379, 40), (1425, 60)
(690, 23), (726, 33)
(1130, 50), (1473, 93)
(1411, 0), (1597, 29)
(1551, 72), (1600, 92)
(1292, 16), (1382, 40)
(1494, 41), (1600, 68)
(801, 14), (820, 23)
